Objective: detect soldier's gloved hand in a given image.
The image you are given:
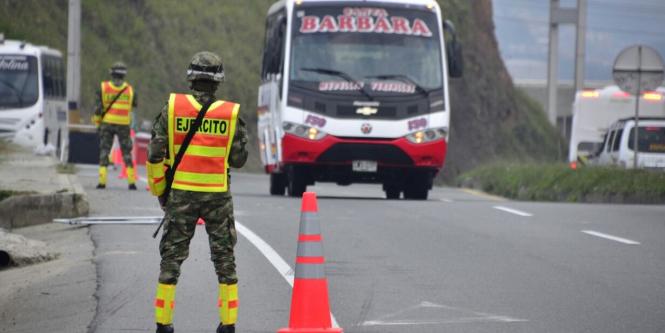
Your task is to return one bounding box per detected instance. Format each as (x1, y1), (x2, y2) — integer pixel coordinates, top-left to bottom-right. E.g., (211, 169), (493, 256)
(92, 115), (101, 127)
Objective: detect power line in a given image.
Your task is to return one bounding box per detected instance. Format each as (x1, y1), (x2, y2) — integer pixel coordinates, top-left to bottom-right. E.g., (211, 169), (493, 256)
(495, 0), (665, 18)
(493, 15), (665, 39)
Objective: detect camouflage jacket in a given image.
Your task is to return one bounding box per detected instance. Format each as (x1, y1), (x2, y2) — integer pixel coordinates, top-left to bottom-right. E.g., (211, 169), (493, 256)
(148, 89), (249, 198)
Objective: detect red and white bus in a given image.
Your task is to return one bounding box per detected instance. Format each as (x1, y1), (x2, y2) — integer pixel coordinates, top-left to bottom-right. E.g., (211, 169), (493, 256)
(257, 0), (462, 199)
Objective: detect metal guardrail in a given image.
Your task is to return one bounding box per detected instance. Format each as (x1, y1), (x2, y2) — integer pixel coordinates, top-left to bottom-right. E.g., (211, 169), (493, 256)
(53, 216), (163, 225)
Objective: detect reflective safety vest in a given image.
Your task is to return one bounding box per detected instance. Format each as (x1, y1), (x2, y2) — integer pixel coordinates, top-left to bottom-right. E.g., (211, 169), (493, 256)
(101, 81), (134, 125)
(166, 93), (239, 193)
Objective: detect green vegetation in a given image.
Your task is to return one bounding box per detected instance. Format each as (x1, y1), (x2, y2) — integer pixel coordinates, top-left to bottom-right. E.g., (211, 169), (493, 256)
(0, 189), (20, 202)
(457, 163), (665, 204)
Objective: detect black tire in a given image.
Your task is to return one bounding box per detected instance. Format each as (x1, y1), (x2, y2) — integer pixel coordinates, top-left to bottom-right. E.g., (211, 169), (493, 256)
(404, 171), (431, 200)
(287, 168), (307, 197)
(385, 186), (401, 200)
(269, 173), (286, 196)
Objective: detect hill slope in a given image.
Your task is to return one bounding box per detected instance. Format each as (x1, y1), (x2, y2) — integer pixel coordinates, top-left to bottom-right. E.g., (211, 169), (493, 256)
(0, 0), (563, 178)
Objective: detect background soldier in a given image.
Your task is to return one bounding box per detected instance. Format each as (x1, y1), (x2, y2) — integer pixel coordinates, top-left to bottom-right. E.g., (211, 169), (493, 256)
(146, 51), (248, 333)
(93, 61), (138, 190)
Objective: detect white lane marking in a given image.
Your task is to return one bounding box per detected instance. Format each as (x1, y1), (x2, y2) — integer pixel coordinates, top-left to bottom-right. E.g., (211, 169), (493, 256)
(439, 198), (453, 203)
(235, 221), (340, 328)
(582, 230), (640, 245)
(493, 206), (533, 217)
(361, 301), (527, 326)
(362, 317), (528, 326)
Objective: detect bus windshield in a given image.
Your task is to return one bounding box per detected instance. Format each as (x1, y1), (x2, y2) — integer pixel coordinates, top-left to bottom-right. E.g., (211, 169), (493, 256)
(628, 126), (665, 153)
(289, 5), (443, 97)
(0, 55), (39, 109)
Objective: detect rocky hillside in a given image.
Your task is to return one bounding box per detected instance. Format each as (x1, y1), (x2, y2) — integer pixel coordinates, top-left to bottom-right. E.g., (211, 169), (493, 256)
(0, 0), (563, 179)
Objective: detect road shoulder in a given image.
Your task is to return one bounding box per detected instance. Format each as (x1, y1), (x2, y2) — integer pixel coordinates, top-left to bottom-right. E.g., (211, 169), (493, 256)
(0, 223), (96, 333)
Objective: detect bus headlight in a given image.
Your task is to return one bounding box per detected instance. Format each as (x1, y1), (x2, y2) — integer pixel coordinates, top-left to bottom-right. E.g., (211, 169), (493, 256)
(283, 122), (327, 140)
(406, 127), (448, 144)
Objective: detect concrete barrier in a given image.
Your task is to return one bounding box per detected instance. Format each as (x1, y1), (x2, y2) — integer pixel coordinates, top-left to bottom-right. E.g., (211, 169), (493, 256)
(0, 191), (88, 229)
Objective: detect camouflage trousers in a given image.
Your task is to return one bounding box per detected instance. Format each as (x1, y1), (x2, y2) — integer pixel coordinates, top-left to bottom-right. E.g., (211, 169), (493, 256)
(158, 190), (238, 285)
(98, 123), (133, 166)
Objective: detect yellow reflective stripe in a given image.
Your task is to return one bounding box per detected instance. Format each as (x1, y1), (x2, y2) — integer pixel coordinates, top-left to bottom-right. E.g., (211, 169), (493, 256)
(174, 144), (227, 157)
(224, 103), (240, 171)
(172, 183), (225, 192)
(218, 283), (238, 325)
(166, 93), (176, 166)
(102, 114), (131, 125)
(173, 170), (224, 184)
(172, 183), (226, 192)
(155, 283), (176, 325)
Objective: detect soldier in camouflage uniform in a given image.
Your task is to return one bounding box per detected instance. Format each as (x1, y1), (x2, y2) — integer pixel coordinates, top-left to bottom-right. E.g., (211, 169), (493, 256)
(147, 51), (248, 333)
(93, 61), (138, 190)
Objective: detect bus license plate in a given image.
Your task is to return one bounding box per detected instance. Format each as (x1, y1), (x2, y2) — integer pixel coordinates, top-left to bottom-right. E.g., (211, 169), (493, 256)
(352, 160), (377, 172)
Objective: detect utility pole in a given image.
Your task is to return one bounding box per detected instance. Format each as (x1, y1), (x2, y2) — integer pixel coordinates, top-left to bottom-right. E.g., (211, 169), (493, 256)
(546, 0), (587, 133)
(66, 0), (81, 125)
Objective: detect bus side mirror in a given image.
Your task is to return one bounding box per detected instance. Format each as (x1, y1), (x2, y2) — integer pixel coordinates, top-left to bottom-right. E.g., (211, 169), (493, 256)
(443, 20), (463, 78)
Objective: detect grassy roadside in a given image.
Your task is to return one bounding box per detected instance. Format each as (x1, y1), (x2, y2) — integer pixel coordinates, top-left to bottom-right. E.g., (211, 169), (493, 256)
(456, 163), (665, 204)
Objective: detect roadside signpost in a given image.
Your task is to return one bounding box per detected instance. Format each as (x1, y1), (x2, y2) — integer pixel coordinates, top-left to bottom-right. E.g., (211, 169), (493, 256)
(612, 45), (665, 169)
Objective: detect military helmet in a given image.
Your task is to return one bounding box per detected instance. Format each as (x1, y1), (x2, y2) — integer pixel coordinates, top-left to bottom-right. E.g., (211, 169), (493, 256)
(109, 61), (127, 76)
(187, 51), (225, 82)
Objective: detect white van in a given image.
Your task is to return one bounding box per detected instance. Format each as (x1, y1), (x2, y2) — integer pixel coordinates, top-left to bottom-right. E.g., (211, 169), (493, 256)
(590, 117), (665, 169)
(569, 86), (665, 165)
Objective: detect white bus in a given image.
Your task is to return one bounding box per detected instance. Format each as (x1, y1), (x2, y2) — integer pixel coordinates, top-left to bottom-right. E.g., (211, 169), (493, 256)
(0, 35), (67, 155)
(568, 85), (665, 165)
(258, 0), (462, 199)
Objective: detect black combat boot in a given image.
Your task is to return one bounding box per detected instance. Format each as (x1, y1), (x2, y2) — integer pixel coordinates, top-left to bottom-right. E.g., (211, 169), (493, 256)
(128, 184), (137, 190)
(96, 184), (106, 189)
(216, 323), (235, 333)
(156, 323), (174, 333)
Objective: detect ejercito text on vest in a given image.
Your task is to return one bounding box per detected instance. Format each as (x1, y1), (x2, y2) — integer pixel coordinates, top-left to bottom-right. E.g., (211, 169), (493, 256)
(175, 117), (229, 135)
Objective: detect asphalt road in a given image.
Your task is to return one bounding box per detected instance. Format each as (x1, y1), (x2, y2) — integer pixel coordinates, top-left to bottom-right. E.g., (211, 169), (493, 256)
(77, 165), (665, 333)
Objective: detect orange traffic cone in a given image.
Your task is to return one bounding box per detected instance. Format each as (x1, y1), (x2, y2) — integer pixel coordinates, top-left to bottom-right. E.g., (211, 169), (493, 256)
(118, 162), (128, 179)
(111, 145), (122, 170)
(278, 192), (343, 333)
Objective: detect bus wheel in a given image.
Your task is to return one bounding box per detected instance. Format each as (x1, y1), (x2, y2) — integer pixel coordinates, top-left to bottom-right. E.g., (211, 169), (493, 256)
(270, 173), (286, 196)
(287, 167), (307, 197)
(404, 171), (431, 200)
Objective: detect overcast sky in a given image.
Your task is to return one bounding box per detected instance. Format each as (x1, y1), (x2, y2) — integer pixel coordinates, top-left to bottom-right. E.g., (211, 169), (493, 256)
(492, 0), (665, 83)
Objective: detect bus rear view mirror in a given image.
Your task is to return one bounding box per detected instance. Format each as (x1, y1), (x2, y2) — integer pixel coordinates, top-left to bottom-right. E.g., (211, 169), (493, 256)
(443, 20), (463, 78)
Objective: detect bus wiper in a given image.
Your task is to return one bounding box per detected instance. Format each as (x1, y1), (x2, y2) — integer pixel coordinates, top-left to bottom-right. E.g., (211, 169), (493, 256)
(300, 67), (374, 101)
(366, 74), (431, 97)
